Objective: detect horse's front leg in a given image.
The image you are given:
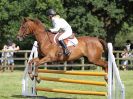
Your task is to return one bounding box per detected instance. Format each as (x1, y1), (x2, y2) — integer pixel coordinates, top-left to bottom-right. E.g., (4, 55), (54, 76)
(28, 58), (39, 80)
(34, 56), (52, 83)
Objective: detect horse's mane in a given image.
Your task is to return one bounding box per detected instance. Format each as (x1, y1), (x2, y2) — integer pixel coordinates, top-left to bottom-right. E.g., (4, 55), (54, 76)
(22, 17), (46, 30)
(32, 19), (46, 29)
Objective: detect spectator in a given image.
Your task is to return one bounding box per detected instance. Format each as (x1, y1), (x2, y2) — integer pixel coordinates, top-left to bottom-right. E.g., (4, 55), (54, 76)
(12, 43), (20, 51)
(126, 40), (132, 51)
(1, 40), (20, 72)
(125, 40), (133, 65)
(0, 44), (8, 71)
(130, 43), (133, 50)
(121, 46), (129, 70)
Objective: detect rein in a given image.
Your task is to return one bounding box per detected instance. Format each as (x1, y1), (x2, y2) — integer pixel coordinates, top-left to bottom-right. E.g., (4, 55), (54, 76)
(46, 31), (52, 44)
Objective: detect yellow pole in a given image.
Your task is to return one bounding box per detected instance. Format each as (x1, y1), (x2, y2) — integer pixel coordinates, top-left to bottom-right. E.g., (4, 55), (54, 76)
(36, 87), (107, 96)
(39, 76), (107, 86)
(38, 69), (107, 76)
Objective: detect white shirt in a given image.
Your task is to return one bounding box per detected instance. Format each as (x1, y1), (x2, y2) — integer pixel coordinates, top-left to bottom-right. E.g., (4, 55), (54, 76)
(6, 46), (14, 57)
(50, 15), (71, 33)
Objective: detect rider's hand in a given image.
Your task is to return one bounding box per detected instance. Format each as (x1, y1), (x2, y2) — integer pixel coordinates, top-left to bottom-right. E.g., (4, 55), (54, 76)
(46, 29), (51, 32)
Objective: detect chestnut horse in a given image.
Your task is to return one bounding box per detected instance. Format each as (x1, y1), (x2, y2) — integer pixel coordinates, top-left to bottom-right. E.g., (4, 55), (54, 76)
(17, 18), (108, 81)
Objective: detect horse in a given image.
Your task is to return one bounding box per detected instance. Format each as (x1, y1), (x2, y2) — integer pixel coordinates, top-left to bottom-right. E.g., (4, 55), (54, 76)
(17, 18), (108, 81)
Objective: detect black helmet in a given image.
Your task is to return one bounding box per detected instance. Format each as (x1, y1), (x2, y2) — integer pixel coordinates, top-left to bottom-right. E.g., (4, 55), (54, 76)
(7, 39), (13, 46)
(126, 40), (131, 44)
(46, 9), (56, 16)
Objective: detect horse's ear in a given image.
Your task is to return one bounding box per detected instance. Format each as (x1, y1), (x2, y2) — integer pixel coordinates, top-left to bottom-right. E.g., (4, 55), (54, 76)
(23, 17), (29, 22)
(34, 19), (45, 28)
(34, 19), (41, 24)
(34, 19), (43, 25)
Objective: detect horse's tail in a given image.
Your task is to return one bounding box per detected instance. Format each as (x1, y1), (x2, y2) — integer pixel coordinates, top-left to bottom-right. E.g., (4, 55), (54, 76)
(99, 39), (108, 60)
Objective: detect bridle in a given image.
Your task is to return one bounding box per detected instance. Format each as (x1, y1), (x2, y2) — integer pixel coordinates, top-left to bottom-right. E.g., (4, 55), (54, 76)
(46, 30), (52, 44)
(19, 20), (53, 45)
(20, 22), (33, 38)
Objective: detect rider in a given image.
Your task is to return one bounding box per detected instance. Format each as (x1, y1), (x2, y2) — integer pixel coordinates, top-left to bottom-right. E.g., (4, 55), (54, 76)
(46, 8), (72, 56)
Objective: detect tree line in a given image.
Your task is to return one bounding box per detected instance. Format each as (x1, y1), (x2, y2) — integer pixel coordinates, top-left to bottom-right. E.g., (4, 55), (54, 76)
(0, 0), (133, 49)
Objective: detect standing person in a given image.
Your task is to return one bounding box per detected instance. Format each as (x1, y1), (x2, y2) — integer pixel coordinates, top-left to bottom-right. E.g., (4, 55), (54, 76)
(0, 44), (8, 71)
(125, 40), (133, 65)
(6, 43), (14, 72)
(121, 46), (129, 70)
(7, 41), (19, 72)
(6, 40), (20, 72)
(46, 8), (72, 56)
(125, 40), (132, 51)
(12, 43), (20, 51)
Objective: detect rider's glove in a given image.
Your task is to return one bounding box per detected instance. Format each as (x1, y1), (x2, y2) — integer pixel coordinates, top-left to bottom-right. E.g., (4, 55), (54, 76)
(46, 29), (51, 32)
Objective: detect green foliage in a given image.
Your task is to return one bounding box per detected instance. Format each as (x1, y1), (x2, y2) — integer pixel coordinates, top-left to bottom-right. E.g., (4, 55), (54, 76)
(0, 0), (64, 49)
(115, 22), (133, 47)
(0, 0), (133, 49)
(63, 0), (133, 44)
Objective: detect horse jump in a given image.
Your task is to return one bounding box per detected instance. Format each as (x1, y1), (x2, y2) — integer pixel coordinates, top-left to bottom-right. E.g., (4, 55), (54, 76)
(36, 69), (107, 96)
(22, 42), (125, 99)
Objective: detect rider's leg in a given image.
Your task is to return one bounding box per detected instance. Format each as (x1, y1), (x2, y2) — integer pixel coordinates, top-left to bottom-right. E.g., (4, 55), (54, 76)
(58, 29), (72, 56)
(59, 40), (70, 56)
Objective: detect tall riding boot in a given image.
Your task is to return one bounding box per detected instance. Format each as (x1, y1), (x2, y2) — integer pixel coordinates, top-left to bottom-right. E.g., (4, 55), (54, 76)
(59, 40), (70, 56)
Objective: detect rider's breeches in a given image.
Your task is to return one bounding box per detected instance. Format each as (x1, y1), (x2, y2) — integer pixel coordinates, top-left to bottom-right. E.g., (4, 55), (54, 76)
(58, 28), (72, 41)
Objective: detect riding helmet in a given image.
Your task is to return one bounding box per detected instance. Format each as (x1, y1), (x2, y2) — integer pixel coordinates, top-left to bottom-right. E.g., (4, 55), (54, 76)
(46, 9), (56, 16)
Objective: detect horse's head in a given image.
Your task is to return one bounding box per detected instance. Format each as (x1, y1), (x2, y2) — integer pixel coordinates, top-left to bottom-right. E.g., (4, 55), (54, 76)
(17, 18), (35, 41)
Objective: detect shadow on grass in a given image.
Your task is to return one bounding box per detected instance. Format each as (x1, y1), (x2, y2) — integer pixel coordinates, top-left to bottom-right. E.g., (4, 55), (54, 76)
(11, 95), (74, 99)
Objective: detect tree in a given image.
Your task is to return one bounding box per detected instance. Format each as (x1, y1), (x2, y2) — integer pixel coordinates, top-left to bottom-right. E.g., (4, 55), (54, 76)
(63, 0), (133, 45)
(0, 0), (65, 49)
(0, 0), (133, 49)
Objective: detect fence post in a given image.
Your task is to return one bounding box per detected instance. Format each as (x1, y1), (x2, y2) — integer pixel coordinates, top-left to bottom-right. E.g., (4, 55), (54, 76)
(44, 63), (47, 70)
(81, 57), (85, 70)
(64, 61), (67, 70)
(116, 52), (120, 69)
(24, 51), (28, 67)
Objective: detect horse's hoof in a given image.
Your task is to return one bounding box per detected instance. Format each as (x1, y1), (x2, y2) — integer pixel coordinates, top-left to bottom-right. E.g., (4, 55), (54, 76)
(31, 77), (34, 81)
(104, 76), (108, 83)
(29, 74), (34, 81)
(35, 77), (41, 83)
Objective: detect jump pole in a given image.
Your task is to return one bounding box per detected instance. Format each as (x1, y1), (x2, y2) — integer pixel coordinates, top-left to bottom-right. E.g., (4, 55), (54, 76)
(36, 87), (107, 96)
(37, 69), (107, 96)
(38, 69), (107, 76)
(39, 76), (107, 86)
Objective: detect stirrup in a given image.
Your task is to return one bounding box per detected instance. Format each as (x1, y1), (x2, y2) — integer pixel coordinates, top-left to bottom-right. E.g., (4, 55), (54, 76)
(64, 49), (71, 56)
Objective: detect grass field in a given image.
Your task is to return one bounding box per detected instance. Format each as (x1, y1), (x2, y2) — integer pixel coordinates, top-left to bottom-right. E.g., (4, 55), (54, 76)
(0, 70), (133, 99)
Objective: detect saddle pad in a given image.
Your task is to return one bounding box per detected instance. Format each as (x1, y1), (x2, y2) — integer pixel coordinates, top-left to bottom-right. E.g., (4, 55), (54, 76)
(54, 33), (78, 47)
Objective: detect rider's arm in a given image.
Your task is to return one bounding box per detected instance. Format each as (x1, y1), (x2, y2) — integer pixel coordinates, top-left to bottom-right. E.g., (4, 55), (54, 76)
(50, 19), (60, 33)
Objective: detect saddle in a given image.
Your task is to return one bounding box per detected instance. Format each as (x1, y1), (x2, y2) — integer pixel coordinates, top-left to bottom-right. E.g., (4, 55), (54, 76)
(54, 32), (77, 47)
(54, 32), (78, 56)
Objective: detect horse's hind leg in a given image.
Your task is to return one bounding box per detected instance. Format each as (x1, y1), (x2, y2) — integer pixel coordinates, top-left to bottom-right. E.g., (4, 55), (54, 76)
(89, 58), (108, 81)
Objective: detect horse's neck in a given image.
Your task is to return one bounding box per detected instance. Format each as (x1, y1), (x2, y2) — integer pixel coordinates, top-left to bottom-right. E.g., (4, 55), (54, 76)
(34, 29), (55, 48)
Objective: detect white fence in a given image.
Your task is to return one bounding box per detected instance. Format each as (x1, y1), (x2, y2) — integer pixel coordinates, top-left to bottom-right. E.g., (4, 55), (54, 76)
(108, 43), (125, 99)
(22, 41), (38, 96)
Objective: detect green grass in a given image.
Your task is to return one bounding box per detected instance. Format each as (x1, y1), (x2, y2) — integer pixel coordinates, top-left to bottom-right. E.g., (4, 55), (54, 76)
(0, 70), (133, 99)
